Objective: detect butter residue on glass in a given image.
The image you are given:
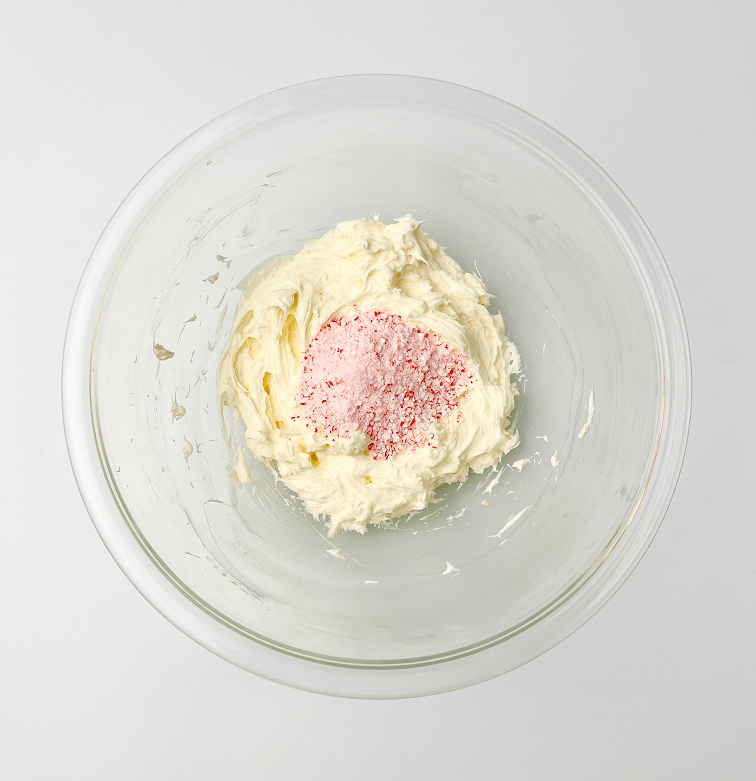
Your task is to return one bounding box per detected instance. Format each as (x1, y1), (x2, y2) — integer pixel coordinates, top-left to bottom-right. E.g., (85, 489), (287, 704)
(578, 389), (596, 439)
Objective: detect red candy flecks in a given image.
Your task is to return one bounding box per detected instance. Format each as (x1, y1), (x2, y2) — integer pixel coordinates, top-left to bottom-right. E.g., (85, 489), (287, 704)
(297, 310), (472, 459)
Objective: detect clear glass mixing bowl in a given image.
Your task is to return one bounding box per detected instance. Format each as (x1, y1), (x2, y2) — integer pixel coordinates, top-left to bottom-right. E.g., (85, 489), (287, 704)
(62, 75), (691, 698)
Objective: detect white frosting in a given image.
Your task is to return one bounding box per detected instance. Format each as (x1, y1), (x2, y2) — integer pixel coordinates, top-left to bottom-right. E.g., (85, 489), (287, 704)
(229, 444), (254, 488)
(488, 505), (531, 539)
(578, 389), (596, 439)
(170, 396), (186, 421)
(218, 215), (520, 535)
(483, 467), (504, 495)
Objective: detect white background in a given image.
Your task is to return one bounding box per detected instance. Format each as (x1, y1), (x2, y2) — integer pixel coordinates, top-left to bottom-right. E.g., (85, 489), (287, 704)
(1, 1), (754, 778)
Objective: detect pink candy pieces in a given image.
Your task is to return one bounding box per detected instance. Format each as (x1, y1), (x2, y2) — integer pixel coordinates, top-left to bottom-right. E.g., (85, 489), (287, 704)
(298, 310), (472, 459)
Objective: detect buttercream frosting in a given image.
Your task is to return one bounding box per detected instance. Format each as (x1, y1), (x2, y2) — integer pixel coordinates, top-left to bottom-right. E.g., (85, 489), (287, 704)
(218, 215), (520, 534)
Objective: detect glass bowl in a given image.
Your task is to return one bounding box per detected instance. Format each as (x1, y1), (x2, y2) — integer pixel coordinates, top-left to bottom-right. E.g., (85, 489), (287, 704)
(62, 75), (691, 698)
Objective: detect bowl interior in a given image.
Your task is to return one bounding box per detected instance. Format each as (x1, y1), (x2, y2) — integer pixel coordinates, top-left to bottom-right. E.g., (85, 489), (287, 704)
(90, 80), (664, 668)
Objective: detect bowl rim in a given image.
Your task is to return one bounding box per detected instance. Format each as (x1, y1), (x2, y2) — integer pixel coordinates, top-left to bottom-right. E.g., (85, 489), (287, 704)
(62, 73), (692, 698)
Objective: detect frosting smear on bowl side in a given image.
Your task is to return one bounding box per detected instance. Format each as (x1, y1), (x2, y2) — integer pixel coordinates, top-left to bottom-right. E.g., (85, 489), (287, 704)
(218, 215), (520, 535)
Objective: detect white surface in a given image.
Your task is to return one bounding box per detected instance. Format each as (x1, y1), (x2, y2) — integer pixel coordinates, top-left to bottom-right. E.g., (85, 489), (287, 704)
(1, 1), (753, 778)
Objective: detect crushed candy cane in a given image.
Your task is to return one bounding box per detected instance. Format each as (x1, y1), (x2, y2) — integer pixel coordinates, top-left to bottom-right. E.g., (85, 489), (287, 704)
(298, 311), (473, 459)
